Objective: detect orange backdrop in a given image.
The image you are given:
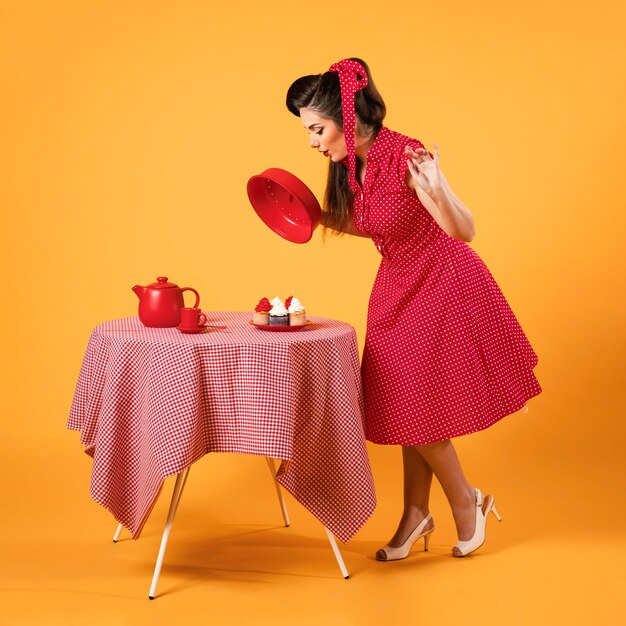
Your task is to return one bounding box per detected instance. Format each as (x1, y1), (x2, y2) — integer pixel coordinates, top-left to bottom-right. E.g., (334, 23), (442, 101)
(1, 1), (624, 624)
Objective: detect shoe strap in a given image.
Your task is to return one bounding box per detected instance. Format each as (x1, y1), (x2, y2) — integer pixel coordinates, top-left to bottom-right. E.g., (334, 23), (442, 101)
(415, 512), (433, 533)
(475, 488), (483, 507)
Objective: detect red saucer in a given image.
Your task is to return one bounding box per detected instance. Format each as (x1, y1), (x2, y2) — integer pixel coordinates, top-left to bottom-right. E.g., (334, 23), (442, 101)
(176, 324), (208, 334)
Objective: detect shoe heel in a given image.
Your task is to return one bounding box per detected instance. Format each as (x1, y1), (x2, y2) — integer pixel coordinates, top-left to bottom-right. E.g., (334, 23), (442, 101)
(376, 514), (434, 561)
(490, 503), (502, 522)
(423, 532), (431, 552)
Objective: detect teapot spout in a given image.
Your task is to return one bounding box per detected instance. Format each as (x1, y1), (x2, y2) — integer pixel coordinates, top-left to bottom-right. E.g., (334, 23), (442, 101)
(132, 284), (146, 299)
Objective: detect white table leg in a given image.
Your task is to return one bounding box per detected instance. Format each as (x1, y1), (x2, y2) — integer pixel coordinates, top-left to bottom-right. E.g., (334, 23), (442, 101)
(265, 457), (290, 527)
(112, 462), (347, 592)
(324, 527), (350, 579)
(112, 523), (123, 542)
(265, 458), (348, 579)
(148, 468), (191, 600)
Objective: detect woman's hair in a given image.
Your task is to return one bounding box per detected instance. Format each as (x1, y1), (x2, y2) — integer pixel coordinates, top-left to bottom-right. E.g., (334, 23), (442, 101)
(285, 58), (386, 234)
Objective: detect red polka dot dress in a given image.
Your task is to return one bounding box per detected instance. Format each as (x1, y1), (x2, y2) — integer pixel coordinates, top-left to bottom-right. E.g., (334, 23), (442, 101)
(352, 125), (542, 445)
(327, 59), (542, 446)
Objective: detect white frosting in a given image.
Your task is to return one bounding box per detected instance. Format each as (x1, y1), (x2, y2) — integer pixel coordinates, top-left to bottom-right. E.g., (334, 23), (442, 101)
(270, 302), (288, 316)
(288, 297), (305, 313)
(270, 296), (284, 308)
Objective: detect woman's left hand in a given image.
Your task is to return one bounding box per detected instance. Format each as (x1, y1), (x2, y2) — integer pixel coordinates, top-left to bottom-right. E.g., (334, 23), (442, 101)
(405, 143), (442, 198)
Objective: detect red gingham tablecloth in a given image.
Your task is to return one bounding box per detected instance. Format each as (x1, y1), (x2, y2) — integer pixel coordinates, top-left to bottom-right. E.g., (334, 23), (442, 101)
(67, 312), (376, 543)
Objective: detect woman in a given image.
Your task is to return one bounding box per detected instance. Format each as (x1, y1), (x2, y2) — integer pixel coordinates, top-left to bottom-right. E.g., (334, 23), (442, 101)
(285, 58), (541, 560)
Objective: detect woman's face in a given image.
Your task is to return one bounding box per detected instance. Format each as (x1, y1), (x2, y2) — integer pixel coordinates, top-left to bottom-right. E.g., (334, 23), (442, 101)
(299, 108), (346, 162)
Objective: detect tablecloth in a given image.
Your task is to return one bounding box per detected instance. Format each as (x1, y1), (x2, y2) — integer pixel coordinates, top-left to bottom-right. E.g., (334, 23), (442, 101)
(67, 312), (376, 542)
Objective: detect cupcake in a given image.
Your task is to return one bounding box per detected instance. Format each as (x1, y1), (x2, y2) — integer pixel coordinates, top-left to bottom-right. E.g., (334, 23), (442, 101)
(269, 299), (289, 326)
(287, 296), (307, 326)
(253, 297), (271, 325)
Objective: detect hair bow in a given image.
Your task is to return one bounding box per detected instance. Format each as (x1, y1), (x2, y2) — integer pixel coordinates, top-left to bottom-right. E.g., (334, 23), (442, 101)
(328, 59), (369, 193)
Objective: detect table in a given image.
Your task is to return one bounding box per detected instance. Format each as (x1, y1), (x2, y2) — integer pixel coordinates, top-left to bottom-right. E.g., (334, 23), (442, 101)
(67, 312), (376, 589)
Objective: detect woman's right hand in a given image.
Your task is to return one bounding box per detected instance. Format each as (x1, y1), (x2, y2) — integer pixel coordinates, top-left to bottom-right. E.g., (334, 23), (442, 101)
(405, 144), (442, 199)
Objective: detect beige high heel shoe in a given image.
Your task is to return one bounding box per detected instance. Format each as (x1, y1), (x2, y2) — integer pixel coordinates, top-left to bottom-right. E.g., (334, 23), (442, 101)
(375, 514), (435, 561)
(452, 488), (502, 557)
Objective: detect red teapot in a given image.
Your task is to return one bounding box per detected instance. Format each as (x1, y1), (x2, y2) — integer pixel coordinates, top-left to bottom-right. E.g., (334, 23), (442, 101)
(132, 276), (200, 327)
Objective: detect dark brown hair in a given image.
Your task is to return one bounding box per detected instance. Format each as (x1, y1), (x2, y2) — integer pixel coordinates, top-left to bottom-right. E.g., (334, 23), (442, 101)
(286, 58), (386, 234)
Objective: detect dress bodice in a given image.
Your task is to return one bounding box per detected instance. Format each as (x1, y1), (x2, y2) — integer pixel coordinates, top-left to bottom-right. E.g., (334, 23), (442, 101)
(349, 126), (448, 265)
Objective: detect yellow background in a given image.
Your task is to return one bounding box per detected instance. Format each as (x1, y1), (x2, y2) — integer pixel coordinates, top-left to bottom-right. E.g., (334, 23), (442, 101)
(1, 1), (624, 624)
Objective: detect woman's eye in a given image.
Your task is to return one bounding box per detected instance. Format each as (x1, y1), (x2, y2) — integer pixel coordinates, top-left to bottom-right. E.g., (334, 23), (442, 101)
(316, 129), (323, 135)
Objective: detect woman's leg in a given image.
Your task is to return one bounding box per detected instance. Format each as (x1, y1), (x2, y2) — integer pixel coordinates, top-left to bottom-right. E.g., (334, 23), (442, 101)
(415, 439), (478, 554)
(380, 445), (435, 548)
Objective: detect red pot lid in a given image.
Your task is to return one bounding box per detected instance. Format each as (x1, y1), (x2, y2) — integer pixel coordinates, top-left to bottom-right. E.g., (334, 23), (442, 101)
(247, 168), (322, 244)
(147, 276), (179, 289)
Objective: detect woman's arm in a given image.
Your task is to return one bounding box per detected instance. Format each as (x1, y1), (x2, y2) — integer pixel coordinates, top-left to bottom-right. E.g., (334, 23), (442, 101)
(405, 144), (475, 243)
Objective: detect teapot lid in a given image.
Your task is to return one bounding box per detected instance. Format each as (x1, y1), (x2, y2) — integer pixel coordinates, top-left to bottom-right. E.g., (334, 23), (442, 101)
(147, 276), (179, 289)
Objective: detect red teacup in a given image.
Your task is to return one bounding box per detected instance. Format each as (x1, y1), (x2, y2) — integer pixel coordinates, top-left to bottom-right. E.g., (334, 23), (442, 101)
(180, 307), (208, 329)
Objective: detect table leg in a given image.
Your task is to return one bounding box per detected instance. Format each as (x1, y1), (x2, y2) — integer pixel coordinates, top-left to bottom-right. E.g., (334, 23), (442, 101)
(148, 467), (191, 600)
(113, 462), (347, 591)
(112, 523), (123, 542)
(324, 527), (350, 579)
(265, 457), (290, 527)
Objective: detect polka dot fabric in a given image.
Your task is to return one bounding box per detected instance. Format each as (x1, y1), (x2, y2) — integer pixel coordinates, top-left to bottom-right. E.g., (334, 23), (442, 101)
(350, 126), (542, 445)
(328, 59), (368, 193)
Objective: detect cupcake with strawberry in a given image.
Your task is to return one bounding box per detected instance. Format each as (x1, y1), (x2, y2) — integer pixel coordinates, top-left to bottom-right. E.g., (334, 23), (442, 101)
(253, 297), (271, 325)
(286, 295), (307, 326)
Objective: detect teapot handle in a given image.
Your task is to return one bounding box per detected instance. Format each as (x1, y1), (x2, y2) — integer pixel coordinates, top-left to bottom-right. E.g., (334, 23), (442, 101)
(181, 288), (200, 308)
